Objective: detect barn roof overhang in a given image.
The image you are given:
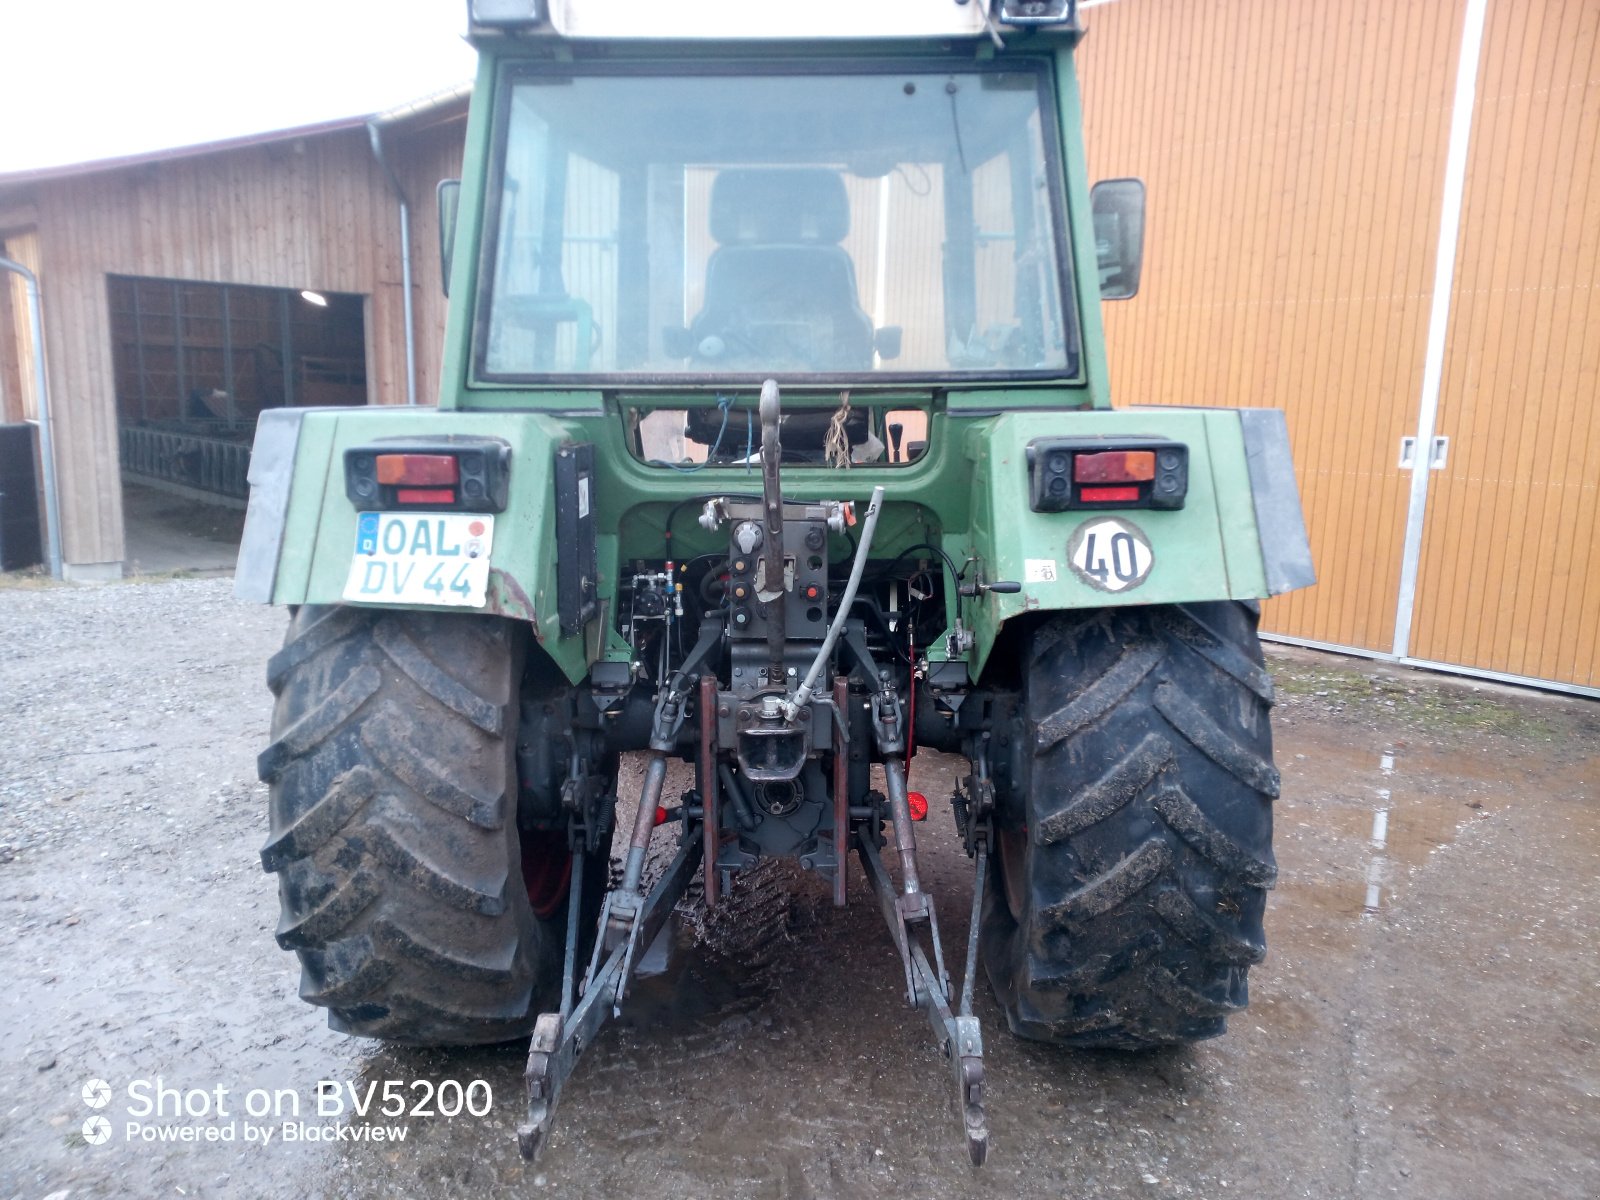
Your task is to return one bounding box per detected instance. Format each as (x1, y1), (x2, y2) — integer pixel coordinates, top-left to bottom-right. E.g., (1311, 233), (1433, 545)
(0, 86), (472, 205)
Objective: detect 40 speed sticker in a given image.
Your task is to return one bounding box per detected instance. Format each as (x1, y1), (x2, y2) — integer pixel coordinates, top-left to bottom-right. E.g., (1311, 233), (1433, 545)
(1067, 516), (1154, 593)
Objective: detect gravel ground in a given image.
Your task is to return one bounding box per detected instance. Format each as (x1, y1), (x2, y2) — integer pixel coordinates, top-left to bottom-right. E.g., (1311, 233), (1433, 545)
(1, 577), (1596, 1200)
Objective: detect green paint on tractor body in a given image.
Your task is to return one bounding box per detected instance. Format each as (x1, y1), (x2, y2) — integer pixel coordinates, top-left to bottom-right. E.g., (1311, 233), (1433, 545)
(269, 402), (1280, 683)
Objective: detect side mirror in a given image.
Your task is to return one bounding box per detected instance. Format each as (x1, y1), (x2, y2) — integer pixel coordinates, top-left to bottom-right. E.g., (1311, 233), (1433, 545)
(874, 325), (903, 361)
(1090, 177), (1145, 300)
(437, 179), (461, 297)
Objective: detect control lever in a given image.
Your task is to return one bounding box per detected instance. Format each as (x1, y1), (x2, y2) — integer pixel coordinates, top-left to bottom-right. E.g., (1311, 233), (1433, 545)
(958, 580), (1022, 597)
(888, 421), (905, 463)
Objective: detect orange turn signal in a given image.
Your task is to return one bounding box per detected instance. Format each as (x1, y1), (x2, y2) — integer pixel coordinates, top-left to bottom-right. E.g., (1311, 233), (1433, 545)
(376, 453), (459, 486)
(1073, 450), (1156, 484)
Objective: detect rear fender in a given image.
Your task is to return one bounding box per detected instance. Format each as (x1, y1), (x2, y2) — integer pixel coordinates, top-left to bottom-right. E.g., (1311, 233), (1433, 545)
(958, 408), (1312, 676)
(235, 406), (591, 682)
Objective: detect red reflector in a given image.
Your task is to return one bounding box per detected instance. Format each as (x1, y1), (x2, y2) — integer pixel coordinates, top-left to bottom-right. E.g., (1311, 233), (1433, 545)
(654, 805), (669, 826)
(1074, 450), (1156, 484)
(1079, 485), (1142, 503)
(395, 487), (456, 504)
(376, 453), (459, 486)
(907, 792), (928, 821)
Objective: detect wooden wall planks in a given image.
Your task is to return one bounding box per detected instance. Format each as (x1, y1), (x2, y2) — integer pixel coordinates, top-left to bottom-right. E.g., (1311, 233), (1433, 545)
(0, 231), (44, 429)
(1080, 0), (1599, 688)
(396, 116), (468, 410)
(1412, 0), (1600, 686)
(18, 123), (457, 568)
(1078, 0), (1463, 654)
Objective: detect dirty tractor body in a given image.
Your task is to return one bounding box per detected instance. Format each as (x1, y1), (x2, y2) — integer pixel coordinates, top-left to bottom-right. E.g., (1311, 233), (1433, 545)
(238, 0), (1313, 1164)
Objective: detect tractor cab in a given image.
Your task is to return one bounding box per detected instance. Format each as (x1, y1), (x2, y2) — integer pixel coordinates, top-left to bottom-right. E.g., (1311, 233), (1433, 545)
(465, 45), (1081, 387)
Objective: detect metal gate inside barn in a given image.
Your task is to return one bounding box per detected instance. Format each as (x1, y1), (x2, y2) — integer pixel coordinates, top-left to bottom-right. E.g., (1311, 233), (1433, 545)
(1079, 0), (1599, 694)
(108, 276), (367, 507)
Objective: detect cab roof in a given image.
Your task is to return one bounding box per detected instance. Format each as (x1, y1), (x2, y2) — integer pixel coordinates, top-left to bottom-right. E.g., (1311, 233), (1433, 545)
(473, 0), (1078, 43)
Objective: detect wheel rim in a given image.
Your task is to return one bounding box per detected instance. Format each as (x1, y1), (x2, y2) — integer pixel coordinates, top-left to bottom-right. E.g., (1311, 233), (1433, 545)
(997, 825), (1028, 921)
(520, 830), (574, 919)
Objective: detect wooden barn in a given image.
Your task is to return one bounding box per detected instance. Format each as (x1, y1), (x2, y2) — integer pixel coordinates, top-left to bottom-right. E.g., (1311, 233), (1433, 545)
(0, 87), (468, 580)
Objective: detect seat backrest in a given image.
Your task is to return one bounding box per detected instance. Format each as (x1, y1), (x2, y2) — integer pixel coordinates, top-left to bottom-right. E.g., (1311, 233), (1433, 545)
(690, 169), (874, 370)
(709, 168), (852, 246)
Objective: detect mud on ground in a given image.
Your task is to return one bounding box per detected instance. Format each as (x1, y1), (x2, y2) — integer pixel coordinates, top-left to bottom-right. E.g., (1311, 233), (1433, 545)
(1, 579), (1595, 1199)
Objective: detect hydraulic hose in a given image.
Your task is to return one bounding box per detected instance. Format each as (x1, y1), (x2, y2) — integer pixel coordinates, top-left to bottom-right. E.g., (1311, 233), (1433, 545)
(783, 485), (886, 722)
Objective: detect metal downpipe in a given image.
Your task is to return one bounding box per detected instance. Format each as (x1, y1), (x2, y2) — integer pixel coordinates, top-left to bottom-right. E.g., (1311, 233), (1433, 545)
(366, 122), (417, 406)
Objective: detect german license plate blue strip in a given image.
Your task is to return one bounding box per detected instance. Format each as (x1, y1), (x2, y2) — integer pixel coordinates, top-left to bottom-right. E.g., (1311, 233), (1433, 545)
(343, 512), (494, 607)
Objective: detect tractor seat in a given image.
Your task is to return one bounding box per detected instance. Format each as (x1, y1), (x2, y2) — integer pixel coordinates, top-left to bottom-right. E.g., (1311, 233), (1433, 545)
(689, 169), (875, 372)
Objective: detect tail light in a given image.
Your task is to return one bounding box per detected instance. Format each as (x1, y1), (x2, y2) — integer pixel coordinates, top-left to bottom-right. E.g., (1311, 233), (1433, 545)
(1027, 437), (1187, 512)
(344, 440), (511, 512)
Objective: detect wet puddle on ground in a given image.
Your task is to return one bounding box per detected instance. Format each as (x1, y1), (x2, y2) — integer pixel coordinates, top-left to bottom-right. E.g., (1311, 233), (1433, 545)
(1272, 693), (1598, 934)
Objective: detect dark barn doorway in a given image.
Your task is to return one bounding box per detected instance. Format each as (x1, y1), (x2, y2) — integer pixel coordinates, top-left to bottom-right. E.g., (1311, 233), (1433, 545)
(107, 276), (367, 573)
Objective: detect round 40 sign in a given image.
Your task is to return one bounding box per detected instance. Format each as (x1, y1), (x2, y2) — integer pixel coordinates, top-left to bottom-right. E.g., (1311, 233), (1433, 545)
(1067, 517), (1154, 593)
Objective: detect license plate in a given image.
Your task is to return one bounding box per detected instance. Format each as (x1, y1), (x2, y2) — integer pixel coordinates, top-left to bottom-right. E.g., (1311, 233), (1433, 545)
(342, 512), (494, 607)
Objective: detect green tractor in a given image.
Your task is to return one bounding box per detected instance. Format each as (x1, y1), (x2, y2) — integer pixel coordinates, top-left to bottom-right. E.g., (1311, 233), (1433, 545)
(238, 0), (1312, 1164)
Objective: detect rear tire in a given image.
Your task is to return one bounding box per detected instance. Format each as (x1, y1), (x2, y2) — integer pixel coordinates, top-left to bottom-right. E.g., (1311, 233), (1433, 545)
(258, 606), (600, 1045)
(984, 602), (1279, 1049)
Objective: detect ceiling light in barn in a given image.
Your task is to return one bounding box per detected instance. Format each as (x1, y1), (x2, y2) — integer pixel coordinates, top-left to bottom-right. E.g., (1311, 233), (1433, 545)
(300, 290), (328, 307)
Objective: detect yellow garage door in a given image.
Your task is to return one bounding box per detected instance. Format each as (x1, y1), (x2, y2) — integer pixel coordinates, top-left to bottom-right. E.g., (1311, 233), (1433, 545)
(1079, 0), (1462, 654)
(1406, 0), (1600, 688)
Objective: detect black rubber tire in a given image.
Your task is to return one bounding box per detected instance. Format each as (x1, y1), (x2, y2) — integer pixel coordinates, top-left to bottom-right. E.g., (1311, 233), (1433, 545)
(258, 605), (587, 1045)
(984, 602), (1279, 1049)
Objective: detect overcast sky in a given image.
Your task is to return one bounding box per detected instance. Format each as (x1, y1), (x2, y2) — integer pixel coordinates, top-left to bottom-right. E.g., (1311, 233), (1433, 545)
(0, 1), (477, 174)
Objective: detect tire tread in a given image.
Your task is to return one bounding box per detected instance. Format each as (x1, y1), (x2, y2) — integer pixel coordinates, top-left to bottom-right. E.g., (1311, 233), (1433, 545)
(261, 606), (553, 1045)
(985, 602), (1278, 1050)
